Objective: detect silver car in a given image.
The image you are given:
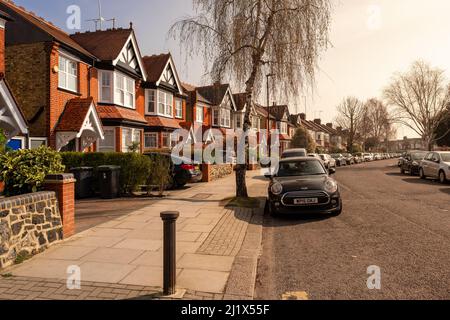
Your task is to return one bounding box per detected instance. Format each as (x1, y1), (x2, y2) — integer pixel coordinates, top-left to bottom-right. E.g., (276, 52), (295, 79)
(419, 151), (450, 184)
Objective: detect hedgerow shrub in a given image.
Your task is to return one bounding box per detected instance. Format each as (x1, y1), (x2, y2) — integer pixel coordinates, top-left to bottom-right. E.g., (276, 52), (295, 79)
(60, 152), (157, 194)
(0, 147), (65, 196)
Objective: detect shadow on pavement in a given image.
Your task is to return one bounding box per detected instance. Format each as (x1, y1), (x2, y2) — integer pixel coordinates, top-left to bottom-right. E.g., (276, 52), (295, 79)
(440, 188), (450, 195)
(401, 177), (438, 185)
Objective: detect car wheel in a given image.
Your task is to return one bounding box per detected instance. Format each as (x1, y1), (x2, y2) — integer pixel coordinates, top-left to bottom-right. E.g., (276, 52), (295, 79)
(439, 171), (447, 184)
(400, 167), (405, 174)
(419, 168), (426, 180)
(409, 169), (415, 176)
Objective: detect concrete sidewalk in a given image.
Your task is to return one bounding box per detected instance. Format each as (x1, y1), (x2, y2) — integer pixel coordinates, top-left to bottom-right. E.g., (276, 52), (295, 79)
(0, 171), (267, 300)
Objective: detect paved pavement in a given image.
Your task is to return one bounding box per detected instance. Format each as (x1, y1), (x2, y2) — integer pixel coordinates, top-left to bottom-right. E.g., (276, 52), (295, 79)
(0, 170), (267, 300)
(255, 159), (450, 300)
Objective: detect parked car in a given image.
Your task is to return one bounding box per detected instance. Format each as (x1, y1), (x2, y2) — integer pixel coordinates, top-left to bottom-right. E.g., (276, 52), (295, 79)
(331, 154), (347, 167)
(307, 153), (323, 161)
(144, 153), (203, 189)
(265, 157), (342, 216)
(400, 150), (428, 176)
(363, 153), (373, 162)
(319, 154), (337, 170)
(281, 148), (307, 159)
(354, 153), (365, 163)
(342, 153), (355, 165)
(419, 151), (450, 184)
(398, 152), (407, 167)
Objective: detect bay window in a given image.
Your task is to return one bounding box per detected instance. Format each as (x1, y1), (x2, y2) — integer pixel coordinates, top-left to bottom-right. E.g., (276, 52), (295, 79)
(277, 122), (287, 134)
(99, 71), (135, 108)
(99, 71), (112, 102)
(158, 91), (173, 117)
(162, 133), (170, 148)
(220, 109), (231, 127)
(144, 133), (158, 149)
(98, 128), (115, 152)
(58, 55), (78, 92)
(121, 128), (141, 153)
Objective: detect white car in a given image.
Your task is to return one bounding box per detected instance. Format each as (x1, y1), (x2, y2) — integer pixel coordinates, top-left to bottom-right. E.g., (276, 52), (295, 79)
(363, 153), (373, 162)
(419, 151), (450, 184)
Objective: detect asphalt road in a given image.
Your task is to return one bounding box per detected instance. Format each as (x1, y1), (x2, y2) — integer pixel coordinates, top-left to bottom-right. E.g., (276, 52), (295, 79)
(255, 159), (450, 300)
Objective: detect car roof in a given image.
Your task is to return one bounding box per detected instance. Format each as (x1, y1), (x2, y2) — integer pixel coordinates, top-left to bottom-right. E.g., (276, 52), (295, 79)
(283, 149), (306, 153)
(279, 157), (320, 163)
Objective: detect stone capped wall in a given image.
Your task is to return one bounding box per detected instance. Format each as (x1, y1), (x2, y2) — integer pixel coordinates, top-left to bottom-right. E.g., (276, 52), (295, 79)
(210, 164), (233, 181)
(0, 192), (63, 269)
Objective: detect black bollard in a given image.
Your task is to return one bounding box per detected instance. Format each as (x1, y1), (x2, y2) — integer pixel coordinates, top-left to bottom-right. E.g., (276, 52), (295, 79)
(160, 211), (179, 296)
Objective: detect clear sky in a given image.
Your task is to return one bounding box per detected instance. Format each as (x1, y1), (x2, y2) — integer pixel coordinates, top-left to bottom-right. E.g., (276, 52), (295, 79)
(12, 0), (450, 139)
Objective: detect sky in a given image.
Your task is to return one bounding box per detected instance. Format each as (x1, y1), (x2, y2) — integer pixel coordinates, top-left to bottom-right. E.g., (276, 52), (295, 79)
(12, 0), (450, 139)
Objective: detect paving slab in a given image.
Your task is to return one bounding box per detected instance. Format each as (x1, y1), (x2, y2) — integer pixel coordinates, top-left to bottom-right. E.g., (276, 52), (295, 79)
(37, 246), (96, 260)
(113, 239), (162, 251)
(88, 228), (131, 238)
(62, 236), (125, 248)
(10, 259), (80, 279)
(130, 250), (184, 267)
(77, 262), (137, 283)
(119, 266), (182, 287)
(81, 248), (145, 264)
(178, 254), (234, 272)
(177, 269), (229, 294)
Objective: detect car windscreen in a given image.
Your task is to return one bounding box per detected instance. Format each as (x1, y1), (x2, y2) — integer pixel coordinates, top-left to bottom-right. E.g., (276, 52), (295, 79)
(277, 160), (326, 177)
(440, 153), (450, 162)
(282, 151), (306, 158)
(411, 152), (427, 160)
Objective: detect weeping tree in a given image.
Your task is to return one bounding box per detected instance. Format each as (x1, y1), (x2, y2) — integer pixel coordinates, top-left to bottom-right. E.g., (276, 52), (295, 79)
(170, 0), (332, 197)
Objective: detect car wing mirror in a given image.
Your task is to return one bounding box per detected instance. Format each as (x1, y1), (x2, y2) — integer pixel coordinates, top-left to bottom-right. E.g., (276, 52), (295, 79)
(329, 168), (336, 175)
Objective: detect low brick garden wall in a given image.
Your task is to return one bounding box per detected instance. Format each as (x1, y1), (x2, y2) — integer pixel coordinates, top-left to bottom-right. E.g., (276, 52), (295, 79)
(0, 192), (63, 269)
(202, 164), (234, 182)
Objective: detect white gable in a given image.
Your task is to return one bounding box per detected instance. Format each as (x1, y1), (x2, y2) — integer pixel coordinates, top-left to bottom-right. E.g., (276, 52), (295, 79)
(221, 87), (237, 111)
(113, 32), (147, 81)
(156, 56), (183, 95)
(0, 80), (28, 140)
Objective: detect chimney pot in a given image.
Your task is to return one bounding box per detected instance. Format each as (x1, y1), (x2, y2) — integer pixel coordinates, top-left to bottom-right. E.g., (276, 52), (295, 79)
(326, 123), (333, 128)
(314, 119), (321, 125)
(299, 113), (306, 120)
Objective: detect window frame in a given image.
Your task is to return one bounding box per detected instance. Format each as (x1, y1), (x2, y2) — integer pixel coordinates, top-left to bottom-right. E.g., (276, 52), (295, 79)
(157, 90), (174, 117)
(146, 89), (156, 114)
(28, 137), (48, 149)
(99, 71), (113, 103)
(58, 54), (78, 93)
(121, 127), (141, 153)
(161, 132), (171, 148)
(175, 99), (183, 119)
(144, 132), (158, 149)
(196, 105), (204, 123)
(98, 127), (116, 153)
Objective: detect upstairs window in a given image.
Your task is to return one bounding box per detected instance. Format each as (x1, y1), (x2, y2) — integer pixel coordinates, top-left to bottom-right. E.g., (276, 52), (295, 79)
(196, 106), (204, 123)
(146, 89), (156, 113)
(158, 91), (173, 117)
(220, 109), (231, 128)
(277, 122), (287, 134)
(175, 99), (183, 118)
(99, 71), (112, 102)
(58, 55), (78, 92)
(236, 115), (242, 129)
(115, 73), (135, 108)
(213, 109), (220, 126)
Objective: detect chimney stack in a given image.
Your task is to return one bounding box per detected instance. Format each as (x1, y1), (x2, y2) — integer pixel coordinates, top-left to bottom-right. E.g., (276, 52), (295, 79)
(0, 11), (13, 76)
(299, 113), (306, 120)
(314, 119), (321, 125)
(326, 123), (333, 128)
(337, 126), (342, 132)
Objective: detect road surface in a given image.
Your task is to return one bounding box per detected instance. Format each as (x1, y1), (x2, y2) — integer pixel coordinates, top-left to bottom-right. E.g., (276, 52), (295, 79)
(255, 159), (450, 299)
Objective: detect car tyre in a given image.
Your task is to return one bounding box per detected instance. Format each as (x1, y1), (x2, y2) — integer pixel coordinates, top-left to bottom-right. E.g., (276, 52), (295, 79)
(439, 171), (447, 184)
(419, 168), (426, 180)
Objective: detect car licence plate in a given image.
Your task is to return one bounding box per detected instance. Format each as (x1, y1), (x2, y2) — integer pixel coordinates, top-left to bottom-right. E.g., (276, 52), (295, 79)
(294, 198), (319, 205)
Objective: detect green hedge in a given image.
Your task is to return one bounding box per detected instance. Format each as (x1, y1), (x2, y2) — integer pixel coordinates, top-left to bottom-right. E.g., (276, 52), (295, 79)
(0, 147), (65, 196)
(60, 152), (158, 194)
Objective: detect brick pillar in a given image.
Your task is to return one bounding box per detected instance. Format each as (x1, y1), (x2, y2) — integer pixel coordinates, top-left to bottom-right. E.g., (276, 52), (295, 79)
(202, 164), (212, 182)
(44, 174), (76, 238)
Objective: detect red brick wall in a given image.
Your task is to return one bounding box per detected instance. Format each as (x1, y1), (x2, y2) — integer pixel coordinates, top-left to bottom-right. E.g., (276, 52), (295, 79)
(44, 177), (75, 238)
(0, 27), (5, 74)
(48, 43), (94, 149)
(115, 127), (122, 152)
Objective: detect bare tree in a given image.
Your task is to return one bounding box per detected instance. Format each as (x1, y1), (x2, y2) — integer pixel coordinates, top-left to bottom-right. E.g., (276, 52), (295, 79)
(384, 60), (450, 151)
(170, 0), (332, 197)
(335, 97), (364, 153)
(365, 98), (391, 149)
(358, 103), (373, 152)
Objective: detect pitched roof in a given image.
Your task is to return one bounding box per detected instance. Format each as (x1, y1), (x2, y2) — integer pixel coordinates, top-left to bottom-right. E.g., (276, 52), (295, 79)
(96, 105), (147, 124)
(146, 116), (182, 129)
(181, 83), (212, 105)
(232, 93), (247, 112)
(0, 0), (96, 59)
(0, 9), (12, 21)
(268, 105), (289, 121)
(70, 28), (132, 61)
(55, 98), (94, 132)
(196, 84), (230, 106)
(142, 54), (171, 83)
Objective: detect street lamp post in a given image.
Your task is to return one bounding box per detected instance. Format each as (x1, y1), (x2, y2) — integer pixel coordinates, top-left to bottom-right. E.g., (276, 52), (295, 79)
(266, 73), (275, 138)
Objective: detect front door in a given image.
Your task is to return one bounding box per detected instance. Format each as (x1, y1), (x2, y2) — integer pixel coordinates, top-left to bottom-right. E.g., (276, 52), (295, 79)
(6, 137), (24, 150)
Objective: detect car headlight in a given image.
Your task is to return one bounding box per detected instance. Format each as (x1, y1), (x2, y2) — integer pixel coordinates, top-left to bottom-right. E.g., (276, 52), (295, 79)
(270, 182), (283, 195)
(324, 179), (338, 194)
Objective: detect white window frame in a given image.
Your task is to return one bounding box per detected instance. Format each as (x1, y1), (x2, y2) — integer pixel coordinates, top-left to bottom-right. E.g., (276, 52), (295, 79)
(212, 108), (220, 126)
(121, 127), (141, 153)
(196, 105), (204, 123)
(145, 89), (156, 114)
(28, 137), (48, 149)
(235, 114), (242, 129)
(114, 72), (135, 109)
(220, 109), (231, 128)
(98, 127), (116, 152)
(58, 55), (78, 93)
(99, 71), (113, 103)
(161, 132), (171, 148)
(277, 122), (287, 134)
(144, 132), (158, 149)
(157, 90), (173, 117)
(175, 99), (183, 119)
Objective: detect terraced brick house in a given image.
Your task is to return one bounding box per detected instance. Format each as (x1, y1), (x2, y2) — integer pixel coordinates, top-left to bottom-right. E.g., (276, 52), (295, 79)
(267, 105), (293, 153)
(0, 9), (28, 147)
(70, 27), (148, 153)
(1, 0), (104, 151)
(141, 53), (186, 151)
